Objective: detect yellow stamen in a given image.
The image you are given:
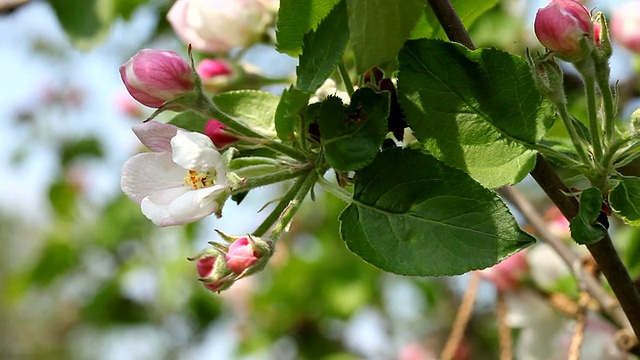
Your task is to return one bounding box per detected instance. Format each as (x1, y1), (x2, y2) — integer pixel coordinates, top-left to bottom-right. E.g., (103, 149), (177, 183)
(183, 169), (215, 190)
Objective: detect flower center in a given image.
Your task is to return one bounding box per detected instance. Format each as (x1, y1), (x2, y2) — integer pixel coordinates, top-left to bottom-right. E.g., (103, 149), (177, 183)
(184, 169), (216, 190)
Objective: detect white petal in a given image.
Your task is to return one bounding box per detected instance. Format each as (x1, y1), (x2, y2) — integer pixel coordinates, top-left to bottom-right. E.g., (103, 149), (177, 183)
(167, 185), (228, 224)
(132, 121), (179, 153)
(140, 186), (192, 226)
(171, 130), (222, 171)
(121, 152), (186, 204)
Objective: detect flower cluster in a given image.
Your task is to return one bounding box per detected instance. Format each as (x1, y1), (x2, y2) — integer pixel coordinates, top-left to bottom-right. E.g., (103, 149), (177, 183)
(190, 234), (272, 292)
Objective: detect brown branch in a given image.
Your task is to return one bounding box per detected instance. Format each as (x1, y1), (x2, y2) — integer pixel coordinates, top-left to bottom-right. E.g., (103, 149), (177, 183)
(426, 0), (640, 341)
(496, 292), (512, 360)
(439, 272), (480, 360)
(568, 291), (590, 360)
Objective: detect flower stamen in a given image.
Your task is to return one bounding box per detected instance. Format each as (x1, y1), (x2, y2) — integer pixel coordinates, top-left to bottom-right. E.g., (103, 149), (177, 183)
(184, 169), (216, 189)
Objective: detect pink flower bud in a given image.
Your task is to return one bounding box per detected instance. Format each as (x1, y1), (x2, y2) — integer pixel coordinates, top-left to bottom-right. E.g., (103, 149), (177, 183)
(119, 49), (195, 108)
(225, 237), (260, 274)
(189, 248), (234, 292)
(478, 251), (528, 292)
(534, 0), (592, 57)
(610, 2), (640, 53)
(196, 59), (233, 80)
(204, 119), (238, 148)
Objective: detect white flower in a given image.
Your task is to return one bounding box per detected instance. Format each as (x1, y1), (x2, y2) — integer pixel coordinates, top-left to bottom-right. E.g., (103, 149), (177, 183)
(167, 0), (273, 55)
(121, 121), (230, 226)
(309, 79), (351, 104)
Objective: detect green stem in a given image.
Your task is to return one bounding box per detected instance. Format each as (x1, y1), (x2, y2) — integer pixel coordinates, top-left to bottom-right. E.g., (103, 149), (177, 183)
(602, 136), (633, 169)
(316, 173), (353, 203)
(338, 61), (355, 97)
(556, 103), (592, 165)
(268, 170), (319, 240)
(230, 166), (311, 195)
(575, 60), (604, 161)
(193, 94), (307, 162)
(596, 76), (616, 146)
(252, 171), (310, 237)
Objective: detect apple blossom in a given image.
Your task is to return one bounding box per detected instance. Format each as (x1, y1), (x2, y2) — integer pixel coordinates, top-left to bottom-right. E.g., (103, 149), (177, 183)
(477, 251), (528, 292)
(167, 0), (273, 55)
(204, 119), (238, 148)
(119, 49), (195, 108)
(610, 1), (640, 53)
(534, 0), (593, 58)
(121, 121), (230, 226)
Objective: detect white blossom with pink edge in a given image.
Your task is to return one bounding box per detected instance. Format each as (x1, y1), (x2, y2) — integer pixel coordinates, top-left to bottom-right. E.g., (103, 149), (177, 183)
(167, 0), (273, 55)
(121, 121), (230, 226)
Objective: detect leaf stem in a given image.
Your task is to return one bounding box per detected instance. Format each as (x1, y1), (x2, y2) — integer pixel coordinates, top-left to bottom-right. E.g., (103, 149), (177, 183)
(555, 104), (592, 166)
(316, 172), (353, 203)
(338, 61), (355, 97)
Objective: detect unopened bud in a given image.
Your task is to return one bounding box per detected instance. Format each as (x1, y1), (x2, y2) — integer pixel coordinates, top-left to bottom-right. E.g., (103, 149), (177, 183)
(526, 51), (566, 106)
(188, 248), (234, 292)
(534, 0), (594, 62)
(119, 49), (196, 108)
(204, 119), (239, 148)
(224, 235), (272, 275)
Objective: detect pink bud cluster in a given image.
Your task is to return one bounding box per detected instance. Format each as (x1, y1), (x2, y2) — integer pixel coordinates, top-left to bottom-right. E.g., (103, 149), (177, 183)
(191, 235), (271, 292)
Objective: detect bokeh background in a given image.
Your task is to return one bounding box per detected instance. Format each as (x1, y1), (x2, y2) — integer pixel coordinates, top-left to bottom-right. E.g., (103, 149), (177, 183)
(1, 0), (640, 359)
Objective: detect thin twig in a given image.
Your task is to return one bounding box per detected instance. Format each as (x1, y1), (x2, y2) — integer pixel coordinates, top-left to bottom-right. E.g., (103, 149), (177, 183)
(568, 291), (590, 360)
(496, 292), (512, 360)
(439, 272), (480, 360)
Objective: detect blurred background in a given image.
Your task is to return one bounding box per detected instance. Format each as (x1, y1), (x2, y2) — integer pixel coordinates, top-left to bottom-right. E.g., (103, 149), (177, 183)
(1, 0), (640, 359)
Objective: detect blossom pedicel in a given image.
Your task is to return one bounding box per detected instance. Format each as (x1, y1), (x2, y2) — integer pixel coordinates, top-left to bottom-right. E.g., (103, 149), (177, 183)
(534, 0), (593, 59)
(120, 49), (195, 108)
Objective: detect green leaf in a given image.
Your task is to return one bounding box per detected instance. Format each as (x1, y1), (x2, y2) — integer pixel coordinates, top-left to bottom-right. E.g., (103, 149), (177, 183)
(340, 147), (534, 276)
(610, 177), (640, 226)
(347, 0), (426, 73)
(297, 0), (349, 93)
(169, 111), (209, 133)
(212, 90), (280, 137)
(115, 0), (148, 20)
(398, 39), (554, 188)
(318, 88), (390, 171)
(276, 0), (341, 56)
(410, 0), (498, 40)
(49, 0), (115, 50)
(275, 86), (310, 142)
(570, 188), (608, 244)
